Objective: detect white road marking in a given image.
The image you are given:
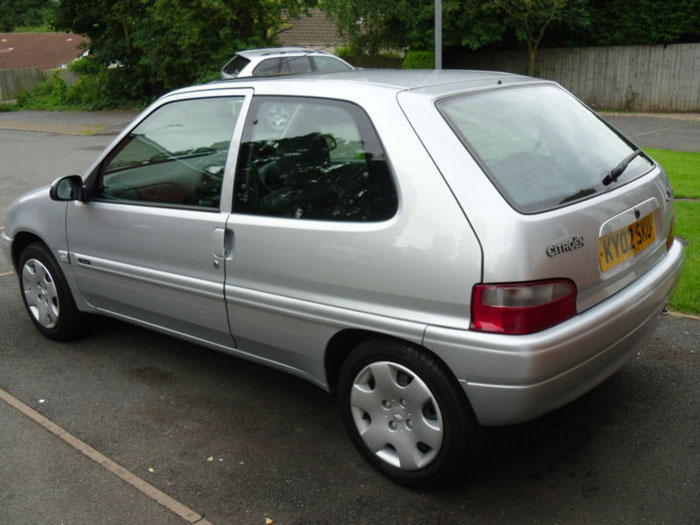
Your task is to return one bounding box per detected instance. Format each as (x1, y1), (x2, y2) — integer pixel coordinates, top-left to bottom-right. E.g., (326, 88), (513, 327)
(0, 387), (214, 525)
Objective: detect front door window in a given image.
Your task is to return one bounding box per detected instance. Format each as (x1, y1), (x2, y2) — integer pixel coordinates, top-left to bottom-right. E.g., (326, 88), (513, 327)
(98, 97), (243, 210)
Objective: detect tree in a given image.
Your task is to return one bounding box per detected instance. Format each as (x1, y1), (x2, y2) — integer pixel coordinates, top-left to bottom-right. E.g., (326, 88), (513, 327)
(0, 0), (55, 32)
(323, 0), (594, 76)
(324, 0), (699, 70)
(584, 0), (700, 46)
(53, 0), (316, 101)
(321, 0), (428, 54)
(322, 0), (506, 55)
(485, 0), (582, 76)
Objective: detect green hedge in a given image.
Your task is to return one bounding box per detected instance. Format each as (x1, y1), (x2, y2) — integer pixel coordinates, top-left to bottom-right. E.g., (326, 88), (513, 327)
(402, 50), (435, 69)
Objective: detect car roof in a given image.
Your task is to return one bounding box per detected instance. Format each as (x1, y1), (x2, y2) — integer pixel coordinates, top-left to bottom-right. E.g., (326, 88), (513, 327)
(194, 69), (540, 98)
(236, 47), (335, 59)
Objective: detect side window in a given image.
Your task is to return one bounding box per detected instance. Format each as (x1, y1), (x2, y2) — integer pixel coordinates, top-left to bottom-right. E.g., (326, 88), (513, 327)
(253, 57), (313, 77)
(98, 97), (243, 210)
(284, 56), (313, 74)
(233, 96), (398, 221)
(253, 58), (282, 77)
(313, 56), (352, 73)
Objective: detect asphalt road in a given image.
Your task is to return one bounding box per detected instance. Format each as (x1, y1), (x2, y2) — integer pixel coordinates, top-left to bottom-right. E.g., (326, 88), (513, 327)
(0, 113), (699, 524)
(602, 113), (700, 153)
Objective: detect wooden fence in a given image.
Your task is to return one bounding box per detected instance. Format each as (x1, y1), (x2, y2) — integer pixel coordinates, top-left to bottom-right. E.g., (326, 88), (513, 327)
(445, 43), (700, 112)
(0, 68), (44, 101)
(0, 68), (79, 101)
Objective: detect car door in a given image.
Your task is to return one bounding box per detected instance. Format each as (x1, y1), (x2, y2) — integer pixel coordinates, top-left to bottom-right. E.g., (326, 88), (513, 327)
(223, 95), (403, 378)
(66, 91), (251, 348)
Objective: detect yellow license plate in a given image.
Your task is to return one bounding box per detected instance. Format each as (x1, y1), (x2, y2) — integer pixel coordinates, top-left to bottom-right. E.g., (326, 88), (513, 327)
(599, 213), (656, 272)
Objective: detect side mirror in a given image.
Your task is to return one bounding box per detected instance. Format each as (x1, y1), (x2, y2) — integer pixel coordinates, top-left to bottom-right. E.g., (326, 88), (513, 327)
(49, 175), (86, 202)
(320, 133), (337, 151)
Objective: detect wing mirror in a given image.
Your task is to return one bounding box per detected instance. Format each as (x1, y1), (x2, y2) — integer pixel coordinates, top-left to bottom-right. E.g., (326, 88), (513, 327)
(321, 133), (337, 151)
(49, 175), (87, 202)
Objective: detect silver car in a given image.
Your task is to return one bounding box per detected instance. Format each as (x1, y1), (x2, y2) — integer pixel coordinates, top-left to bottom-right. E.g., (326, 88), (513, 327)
(221, 47), (354, 79)
(1, 70), (685, 488)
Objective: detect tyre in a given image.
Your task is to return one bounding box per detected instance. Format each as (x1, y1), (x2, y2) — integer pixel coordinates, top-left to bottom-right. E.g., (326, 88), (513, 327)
(18, 242), (85, 341)
(338, 339), (483, 488)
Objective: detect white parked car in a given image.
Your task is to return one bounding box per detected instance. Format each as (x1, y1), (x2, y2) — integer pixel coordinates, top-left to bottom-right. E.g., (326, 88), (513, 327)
(221, 47), (354, 78)
(2, 70), (684, 487)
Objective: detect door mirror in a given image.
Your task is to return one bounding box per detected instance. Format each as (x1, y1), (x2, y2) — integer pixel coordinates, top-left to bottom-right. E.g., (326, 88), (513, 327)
(49, 175), (85, 201)
(321, 133), (337, 151)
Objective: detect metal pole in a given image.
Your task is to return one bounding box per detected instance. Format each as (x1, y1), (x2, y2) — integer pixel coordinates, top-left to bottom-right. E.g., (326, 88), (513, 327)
(435, 0), (442, 69)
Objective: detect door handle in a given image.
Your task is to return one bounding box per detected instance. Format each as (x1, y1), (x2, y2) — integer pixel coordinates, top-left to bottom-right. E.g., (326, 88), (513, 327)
(224, 228), (234, 257)
(211, 228), (234, 259)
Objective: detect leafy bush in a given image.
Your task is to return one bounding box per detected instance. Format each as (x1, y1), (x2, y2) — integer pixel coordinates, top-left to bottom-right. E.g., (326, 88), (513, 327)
(335, 44), (365, 58)
(53, 0), (303, 104)
(14, 67), (151, 111)
(0, 102), (19, 112)
(402, 50), (435, 69)
(16, 71), (69, 109)
(68, 57), (102, 75)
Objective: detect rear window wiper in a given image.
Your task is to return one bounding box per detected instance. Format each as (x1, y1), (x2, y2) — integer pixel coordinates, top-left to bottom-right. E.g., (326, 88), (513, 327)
(602, 149), (644, 186)
(559, 187), (596, 204)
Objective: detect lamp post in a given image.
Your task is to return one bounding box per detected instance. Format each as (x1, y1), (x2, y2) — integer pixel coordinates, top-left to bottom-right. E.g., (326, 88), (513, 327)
(435, 0), (442, 69)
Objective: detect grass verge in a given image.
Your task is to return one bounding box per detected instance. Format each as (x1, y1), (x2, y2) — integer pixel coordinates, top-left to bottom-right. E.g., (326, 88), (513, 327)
(645, 148), (700, 200)
(669, 201), (700, 315)
(642, 148), (699, 315)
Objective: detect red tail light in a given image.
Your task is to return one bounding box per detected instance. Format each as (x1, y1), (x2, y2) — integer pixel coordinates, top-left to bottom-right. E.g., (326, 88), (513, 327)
(471, 280), (577, 335)
(666, 213), (676, 251)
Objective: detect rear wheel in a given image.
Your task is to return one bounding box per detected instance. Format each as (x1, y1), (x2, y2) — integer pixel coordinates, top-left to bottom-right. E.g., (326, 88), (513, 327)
(19, 242), (84, 341)
(338, 339), (483, 488)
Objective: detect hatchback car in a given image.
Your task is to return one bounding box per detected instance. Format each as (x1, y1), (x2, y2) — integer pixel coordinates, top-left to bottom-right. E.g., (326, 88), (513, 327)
(221, 47), (354, 79)
(1, 70), (684, 487)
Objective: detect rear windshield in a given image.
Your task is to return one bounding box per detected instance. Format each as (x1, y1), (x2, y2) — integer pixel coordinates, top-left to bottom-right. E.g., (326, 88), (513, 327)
(222, 55), (250, 76)
(438, 85), (653, 213)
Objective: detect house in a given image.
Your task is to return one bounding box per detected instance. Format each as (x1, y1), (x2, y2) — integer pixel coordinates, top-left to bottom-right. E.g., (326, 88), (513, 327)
(0, 32), (88, 70)
(277, 9), (347, 51)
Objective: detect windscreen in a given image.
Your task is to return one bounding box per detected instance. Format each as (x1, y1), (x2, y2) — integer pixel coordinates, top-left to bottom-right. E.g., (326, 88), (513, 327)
(438, 85), (653, 213)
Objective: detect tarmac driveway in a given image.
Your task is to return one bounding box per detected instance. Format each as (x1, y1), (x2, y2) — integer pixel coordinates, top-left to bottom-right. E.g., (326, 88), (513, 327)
(602, 112), (700, 153)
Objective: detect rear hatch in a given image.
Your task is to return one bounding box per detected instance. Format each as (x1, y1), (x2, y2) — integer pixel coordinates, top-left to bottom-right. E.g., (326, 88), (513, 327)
(398, 80), (676, 316)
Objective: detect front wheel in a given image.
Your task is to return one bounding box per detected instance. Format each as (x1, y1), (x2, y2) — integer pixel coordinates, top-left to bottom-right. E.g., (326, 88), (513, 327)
(18, 242), (85, 341)
(338, 339), (483, 488)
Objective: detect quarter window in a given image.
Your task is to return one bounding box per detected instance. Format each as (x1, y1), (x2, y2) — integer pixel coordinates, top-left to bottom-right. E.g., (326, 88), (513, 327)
(233, 97), (397, 221)
(98, 97), (243, 210)
(222, 55), (250, 76)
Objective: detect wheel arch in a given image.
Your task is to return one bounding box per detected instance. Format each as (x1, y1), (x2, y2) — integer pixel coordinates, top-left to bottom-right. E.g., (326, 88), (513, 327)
(324, 328), (463, 395)
(11, 231), (45, 270)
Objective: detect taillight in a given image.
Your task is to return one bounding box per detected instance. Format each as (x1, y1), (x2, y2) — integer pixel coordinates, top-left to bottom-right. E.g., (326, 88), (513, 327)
(471, 279), (577, 335)
(666, 213), (676, 251)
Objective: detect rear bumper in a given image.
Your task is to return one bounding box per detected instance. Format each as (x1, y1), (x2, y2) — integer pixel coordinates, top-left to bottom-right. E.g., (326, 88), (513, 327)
(424, 239), (685, 426)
